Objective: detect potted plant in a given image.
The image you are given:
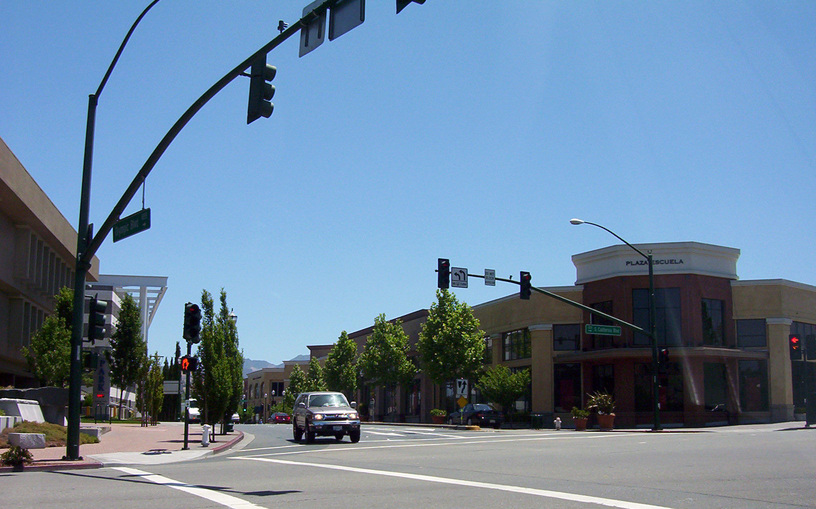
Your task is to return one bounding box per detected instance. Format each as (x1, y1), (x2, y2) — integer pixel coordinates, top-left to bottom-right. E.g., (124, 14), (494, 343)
(587, 391), (616, 430)
(1, 445), (33, 472)
(430, 408), (447, 424)
(571, 406), (589, 431)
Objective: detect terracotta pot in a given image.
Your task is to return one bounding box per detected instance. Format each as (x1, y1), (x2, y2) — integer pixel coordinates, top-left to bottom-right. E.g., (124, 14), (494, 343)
(573, 417), (588, 431)
(431, 415), (446, 424)
(597, 413), (615, 430)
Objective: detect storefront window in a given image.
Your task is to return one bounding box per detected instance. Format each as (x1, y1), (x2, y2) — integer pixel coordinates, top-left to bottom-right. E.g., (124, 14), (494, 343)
(635, 362), (683, 412)
(553, 324), (580, 351)
(554, 363), (581, 412)
(483, 336), (493, 363)
(738, 360), (768, 412)
(736, 319), (766, 347)
(633, 288), (682, 346)
(592, 364), (614, 394)
(503, 329), (531, 360)
(702, 298), (725, 346)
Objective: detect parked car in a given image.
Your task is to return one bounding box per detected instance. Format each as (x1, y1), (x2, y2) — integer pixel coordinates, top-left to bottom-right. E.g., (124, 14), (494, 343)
(186, 400), (201, 423)
(292, 392), (361, 443)
(231, 413), (240, 423)
(448, 403), (503, 428)
(272, 412), (291, 424)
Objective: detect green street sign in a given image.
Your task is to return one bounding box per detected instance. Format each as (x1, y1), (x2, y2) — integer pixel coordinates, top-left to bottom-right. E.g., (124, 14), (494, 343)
(113, 208), (151, 243)
(585, 324), (622, 336)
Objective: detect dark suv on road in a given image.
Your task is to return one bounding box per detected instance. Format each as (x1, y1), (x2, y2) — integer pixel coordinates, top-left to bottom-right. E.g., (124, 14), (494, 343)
(292, 392), (361, 443)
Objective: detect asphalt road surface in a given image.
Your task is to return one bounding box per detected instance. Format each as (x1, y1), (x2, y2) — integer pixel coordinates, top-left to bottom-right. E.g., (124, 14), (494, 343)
(3, 423), (814, 509)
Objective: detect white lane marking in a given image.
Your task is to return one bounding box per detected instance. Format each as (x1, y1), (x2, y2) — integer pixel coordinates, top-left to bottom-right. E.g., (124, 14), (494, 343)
(237, 457), (672, 509)
(242, 432), (625, 457)
(113, 467), (263, 509)
(365, 431), (405, 437)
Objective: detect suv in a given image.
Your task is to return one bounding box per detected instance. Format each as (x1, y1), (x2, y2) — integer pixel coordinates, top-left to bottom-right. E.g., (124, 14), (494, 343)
(292, 392), (361, 443)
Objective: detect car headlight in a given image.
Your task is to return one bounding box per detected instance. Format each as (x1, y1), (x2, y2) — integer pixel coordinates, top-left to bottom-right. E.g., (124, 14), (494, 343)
(347, 412), (358, 420)
(312, 413), (324, 421)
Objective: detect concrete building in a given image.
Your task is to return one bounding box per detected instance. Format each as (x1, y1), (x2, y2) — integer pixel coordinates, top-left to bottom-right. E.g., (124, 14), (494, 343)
(0, 137), (99, 386)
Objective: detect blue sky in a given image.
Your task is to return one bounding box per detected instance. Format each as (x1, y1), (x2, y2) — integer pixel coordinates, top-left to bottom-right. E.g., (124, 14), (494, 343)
(2, 1), (814, 364)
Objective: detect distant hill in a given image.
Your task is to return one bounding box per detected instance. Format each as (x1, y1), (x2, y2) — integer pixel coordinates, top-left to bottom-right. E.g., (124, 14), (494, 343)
(243, 358), (278, 377)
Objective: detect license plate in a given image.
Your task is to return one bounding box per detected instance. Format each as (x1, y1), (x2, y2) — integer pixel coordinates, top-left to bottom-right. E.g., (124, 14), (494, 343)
(333, 426), (343, 431)
(489, 420), (495, 423)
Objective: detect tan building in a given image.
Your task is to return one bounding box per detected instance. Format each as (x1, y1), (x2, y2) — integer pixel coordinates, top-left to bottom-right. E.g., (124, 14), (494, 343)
(0, 137), (99, 386)
(337, 242), (815, 428)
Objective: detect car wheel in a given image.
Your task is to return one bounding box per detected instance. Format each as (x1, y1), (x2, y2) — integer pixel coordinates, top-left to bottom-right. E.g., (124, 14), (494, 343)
(349, 429), (361, 443)
(293, 423), (303, 442)
(305, 423), (316, 443)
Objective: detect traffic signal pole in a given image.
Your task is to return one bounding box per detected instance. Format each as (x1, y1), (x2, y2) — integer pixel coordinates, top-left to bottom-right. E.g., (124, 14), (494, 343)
(183, 341), (192, 450)
(65, 1), (333, 461)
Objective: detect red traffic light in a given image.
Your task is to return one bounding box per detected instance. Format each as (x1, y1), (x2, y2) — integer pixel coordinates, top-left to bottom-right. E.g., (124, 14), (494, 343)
(790, 334), (802, 360)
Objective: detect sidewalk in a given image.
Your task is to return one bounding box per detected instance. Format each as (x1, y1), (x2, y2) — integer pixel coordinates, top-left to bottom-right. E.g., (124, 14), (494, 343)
(1, 421), (244, 473)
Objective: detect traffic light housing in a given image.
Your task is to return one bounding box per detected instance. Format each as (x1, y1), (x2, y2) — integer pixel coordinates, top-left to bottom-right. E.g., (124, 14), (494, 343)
(87, 296), (107, 343)
(658, 348), (670, 373)
(397, 0), (426, 13)
(247, 55), (276, 124)
(789, 334), (802, 360)
(437, 258), (450, 289)
(183, 303), (202, 343)
(180, 355), (198, 372)
(520, 271), (532, 300)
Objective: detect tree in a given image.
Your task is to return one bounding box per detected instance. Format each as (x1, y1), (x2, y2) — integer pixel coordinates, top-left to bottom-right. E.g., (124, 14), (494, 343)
(358, 314), (416, 417)
(22, 287), (74, 387)
(196, 289), (236, 435)
(305, 357), (327, 392)
(108, 293), (147, 419)
(324, 331), (358, 399)
(476, 365), (530, 416)
(283, 364), (308, 410)
(217, 290), (243, 433)
(418, 289), (485, 389)
(137, 353), (164, 425)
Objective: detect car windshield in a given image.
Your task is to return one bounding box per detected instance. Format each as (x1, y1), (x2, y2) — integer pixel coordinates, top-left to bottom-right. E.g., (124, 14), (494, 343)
(308, 394), (350, 408)
(473, 404), (493, 411)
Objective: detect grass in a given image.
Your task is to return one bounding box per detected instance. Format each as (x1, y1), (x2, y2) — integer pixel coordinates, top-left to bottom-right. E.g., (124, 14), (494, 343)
(0, 421), (99, 448)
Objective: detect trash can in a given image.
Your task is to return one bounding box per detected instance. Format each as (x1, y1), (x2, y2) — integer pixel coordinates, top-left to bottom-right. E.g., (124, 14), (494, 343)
(530, 413), (544, 429)
(225, 421), (234, 432)
(201, 424), (211, 447)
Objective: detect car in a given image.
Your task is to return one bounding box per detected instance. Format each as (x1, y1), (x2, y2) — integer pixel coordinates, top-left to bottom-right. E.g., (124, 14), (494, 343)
(272, 412), (291, 424)
(231, 413), (240, 423)
(448, 403), (503, 428)
(292, 391), (361, 443)
(188, 406), (201, 423)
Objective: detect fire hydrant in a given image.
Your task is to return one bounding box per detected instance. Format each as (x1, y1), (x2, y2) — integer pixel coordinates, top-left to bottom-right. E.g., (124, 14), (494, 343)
(201, 424), (211, 447)
(554, 417), (562, 430)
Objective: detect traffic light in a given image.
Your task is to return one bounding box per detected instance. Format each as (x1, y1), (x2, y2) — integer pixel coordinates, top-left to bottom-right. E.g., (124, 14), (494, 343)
(246, 54), (276, 124)
(180, 355), (198, 372)
(397, 0), (426, 13)
(658, 348), (670, 373)
(789, 334), (802, 360)
(520, 271), (532, 300)
(87, 296), (107, 343)
(437, 258), (450, 289)
(183, 303), (202, 343)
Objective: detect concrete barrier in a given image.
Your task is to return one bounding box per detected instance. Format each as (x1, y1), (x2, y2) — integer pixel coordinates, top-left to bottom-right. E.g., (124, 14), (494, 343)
(0, 415), (22, 433)
(8, 433), (46, 449)
(0, 398), (45, 423)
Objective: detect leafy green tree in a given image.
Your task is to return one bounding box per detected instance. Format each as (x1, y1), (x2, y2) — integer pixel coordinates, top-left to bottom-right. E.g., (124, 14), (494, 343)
(305, 357), (327, 391)
(358, 314), (416, 416)
(418, 289), (484, 391)
(22, 287), (74, 387)
(137, 353), (164, 425)
(283, 364), (308, 409)
(476, 365), (530, 416)
(196, 289), (236, 434)
(324, 331), (358, 399)
(217, 290), (243, 433)
(108, 294), (147, 418)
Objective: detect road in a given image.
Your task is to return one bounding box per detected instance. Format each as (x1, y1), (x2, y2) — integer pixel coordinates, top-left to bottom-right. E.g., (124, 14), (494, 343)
(3, 423), (814, 508)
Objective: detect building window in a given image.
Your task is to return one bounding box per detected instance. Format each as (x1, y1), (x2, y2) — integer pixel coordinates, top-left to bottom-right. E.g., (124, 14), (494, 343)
(590, 301), (615, 349)
(738, 360), (768, 412)
(503, 329), (531, 361)
(736, 319), (766, 347)
(592, 364), (614, 394)
(701, 298), (725, 346)
(484, 336), (493, 363)
(554, 363), (581, 413)
(633, 288), (682, 346)
(553, 324), (580, 351)
(635, 362), (683, 412)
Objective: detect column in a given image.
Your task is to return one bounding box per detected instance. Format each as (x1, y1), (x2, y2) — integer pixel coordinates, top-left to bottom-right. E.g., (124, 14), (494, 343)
(529, 324), (553, 414)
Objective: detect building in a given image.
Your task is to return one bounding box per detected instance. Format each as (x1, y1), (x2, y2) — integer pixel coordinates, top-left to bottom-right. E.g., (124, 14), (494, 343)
(0, 137), (100, 386)
(338, 241), (815, 427)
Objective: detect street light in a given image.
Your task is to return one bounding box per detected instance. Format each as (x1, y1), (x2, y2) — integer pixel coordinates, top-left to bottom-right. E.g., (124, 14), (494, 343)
(570, 218), (661, 431)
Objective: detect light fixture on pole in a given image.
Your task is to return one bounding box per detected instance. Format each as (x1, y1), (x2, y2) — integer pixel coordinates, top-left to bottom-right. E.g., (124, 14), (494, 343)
(570, 218), (661, 431)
